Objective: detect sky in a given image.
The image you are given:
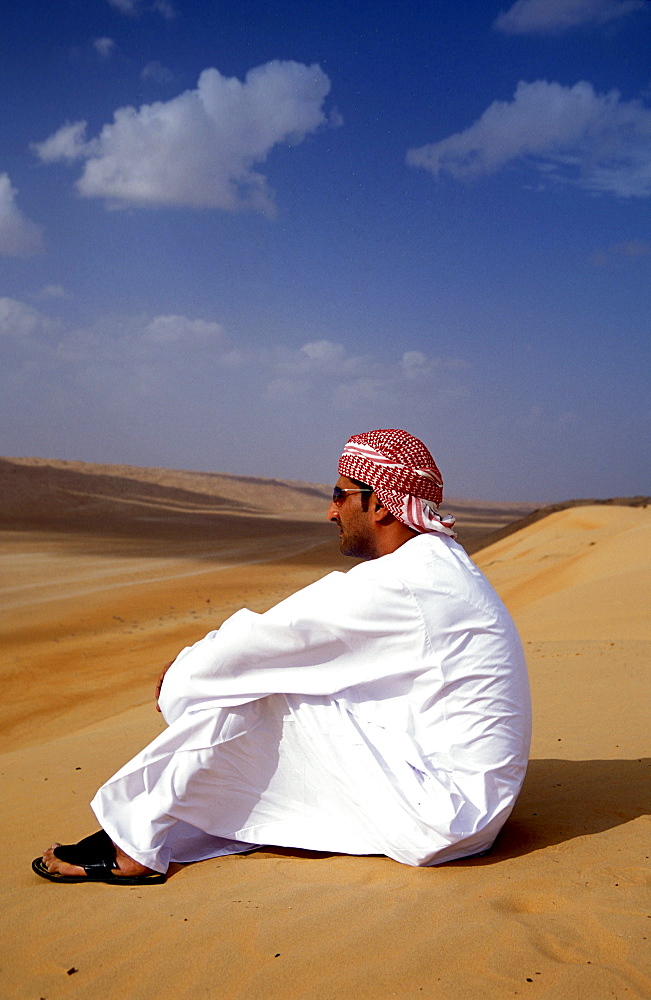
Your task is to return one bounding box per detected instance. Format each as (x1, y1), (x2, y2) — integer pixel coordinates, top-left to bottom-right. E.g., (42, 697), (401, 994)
(1, 0), (650, 502)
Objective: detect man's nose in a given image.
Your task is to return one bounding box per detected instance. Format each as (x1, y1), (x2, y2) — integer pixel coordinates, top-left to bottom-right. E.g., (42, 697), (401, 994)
(326, 500), (339, 522)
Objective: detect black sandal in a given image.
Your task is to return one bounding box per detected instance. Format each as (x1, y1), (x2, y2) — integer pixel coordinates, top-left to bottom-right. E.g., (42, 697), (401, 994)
(32, 830), (166, 884)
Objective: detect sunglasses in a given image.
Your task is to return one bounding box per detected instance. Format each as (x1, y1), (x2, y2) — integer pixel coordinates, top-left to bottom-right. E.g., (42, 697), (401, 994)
(332, 486), (373, 503)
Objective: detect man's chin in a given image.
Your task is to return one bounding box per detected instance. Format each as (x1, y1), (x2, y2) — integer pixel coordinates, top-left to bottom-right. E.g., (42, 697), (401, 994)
(339, 538), (353, 557)
(340, 538), (373, 560)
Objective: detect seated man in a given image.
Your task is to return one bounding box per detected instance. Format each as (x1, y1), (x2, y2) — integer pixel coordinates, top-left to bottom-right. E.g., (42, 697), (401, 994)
(34, 428), (531, 884)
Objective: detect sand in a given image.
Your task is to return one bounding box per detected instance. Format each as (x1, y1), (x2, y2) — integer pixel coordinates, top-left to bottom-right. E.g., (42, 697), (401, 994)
(0, 459), (648, 1000)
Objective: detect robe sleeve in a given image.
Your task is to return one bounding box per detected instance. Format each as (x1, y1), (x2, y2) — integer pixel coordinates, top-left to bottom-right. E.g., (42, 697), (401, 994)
(158, 564), (427, 724)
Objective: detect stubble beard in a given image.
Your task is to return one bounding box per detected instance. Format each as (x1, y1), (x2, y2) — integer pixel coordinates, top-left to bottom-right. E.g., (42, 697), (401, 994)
(338, 523), (378, 561)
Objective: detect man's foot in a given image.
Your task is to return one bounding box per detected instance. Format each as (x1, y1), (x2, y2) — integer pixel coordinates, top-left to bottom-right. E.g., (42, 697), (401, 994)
(41, 841), (152, 879)
(32, 829), (166, 884)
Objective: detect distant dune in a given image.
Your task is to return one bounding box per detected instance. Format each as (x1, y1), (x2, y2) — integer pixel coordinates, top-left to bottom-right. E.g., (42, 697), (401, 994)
(0, 455), (540, 552)
(2, 454), (646, 554)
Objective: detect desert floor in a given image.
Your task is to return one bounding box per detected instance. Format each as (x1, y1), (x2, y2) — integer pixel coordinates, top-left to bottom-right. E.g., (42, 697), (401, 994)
(1, 458), (648, 1000)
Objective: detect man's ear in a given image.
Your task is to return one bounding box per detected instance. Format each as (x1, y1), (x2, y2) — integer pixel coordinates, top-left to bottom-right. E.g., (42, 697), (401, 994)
(372, 501), (394, 524)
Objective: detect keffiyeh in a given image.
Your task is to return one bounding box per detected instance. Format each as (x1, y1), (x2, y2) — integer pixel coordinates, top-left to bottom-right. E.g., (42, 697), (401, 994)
(339, 429), (456, 537)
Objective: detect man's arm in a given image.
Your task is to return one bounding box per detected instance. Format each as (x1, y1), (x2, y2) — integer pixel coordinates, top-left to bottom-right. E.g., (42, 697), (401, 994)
(155, 566), (422, 727)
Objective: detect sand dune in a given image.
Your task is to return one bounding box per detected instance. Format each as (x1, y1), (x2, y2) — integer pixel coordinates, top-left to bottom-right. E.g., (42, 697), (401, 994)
(1, 460), (649, 999)
(476, 504), (651, 639)
(0, 455), (534, 550)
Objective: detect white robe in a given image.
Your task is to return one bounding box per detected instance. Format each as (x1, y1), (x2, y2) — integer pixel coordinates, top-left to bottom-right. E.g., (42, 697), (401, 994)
(92, 533), (531, 870)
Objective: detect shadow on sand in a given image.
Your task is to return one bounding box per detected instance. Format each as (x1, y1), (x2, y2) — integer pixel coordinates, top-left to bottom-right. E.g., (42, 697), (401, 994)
(458, 756), (650, 865)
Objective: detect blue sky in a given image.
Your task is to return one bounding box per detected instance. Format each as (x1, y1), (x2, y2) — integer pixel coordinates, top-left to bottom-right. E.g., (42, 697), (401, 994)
(1, 0), (649, 502)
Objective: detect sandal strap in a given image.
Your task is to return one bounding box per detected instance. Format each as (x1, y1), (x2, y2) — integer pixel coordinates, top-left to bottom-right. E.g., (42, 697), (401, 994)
(54, 830), (118, 870)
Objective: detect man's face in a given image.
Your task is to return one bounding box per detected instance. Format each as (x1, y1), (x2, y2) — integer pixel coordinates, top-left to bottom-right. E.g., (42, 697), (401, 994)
(327, 475), (379, 560)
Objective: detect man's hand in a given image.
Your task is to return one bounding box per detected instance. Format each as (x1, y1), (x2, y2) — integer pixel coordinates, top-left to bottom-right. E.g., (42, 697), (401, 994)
(155, 660), (174, 712)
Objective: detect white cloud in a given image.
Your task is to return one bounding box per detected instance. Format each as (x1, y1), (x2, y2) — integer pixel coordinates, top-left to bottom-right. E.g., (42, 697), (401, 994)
(93, 37), (116, 58)
(263, 341), (467, 409)
(33, 60), (331, 213)
(406, 80), (651, 198)
(263, 377), (306, 402)
(107, 0), (138, 12)
(107, 0), (174, 19)
(272, 340), (349, 378)
(590, 239), (651, 265)
(34, 121), (91, 163)
(494, 0), (645, 34)
(141, 60), (174, 84)
(0, 299), (467, 430)
(612, 239), (651, 257)
(401, 350), (435, 380)
(0, 299), (476, 486)
(45, 310), (235, 401)
(0, 297), (59, 338)
(38, 284), (68, 299)
(300, 340), (347, 367)
(142, 314), (226, 346)
(0, 174), (44, 257)
(152, 0), (175, 19)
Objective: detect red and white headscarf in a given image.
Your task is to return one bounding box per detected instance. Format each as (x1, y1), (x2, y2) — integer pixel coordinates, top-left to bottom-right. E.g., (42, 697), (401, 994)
(339, 428), (456, 538)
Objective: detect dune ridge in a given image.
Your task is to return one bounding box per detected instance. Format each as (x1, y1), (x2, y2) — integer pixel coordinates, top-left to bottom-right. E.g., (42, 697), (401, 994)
(0, 455), (537, 552)
(0, 458), (649, 999)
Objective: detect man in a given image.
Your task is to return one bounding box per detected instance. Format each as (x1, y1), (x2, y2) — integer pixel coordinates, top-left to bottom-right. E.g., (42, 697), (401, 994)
(34, 429), (531, 884)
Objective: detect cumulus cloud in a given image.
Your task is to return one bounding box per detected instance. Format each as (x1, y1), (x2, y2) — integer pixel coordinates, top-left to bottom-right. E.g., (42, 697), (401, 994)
(107, 0), (174, 19)
(494, 0), (645, 34)
(48, 310), (236, 404)
(0, 174), (44, 257)
(153, 0), (175, 17)
(142, 314), (227, 347)
(93, 37), (116, 58)
(141, 60), (174, 84)
(33, 60), (332, 213)
(590, 239), (651, 265)
(0, 296), (477, 485)
(613, 239), (651, 256)
(38, 284), (67, 299)
(0, 298), (467, 436)
(270, 340), (349, 379)
(263, 340), (467, 409)
(34, 121), (90, 164)
(0, 297), (60, 339)
(406, 79), (651, 197)
(0, 304), (231, 386)
(107, 0), (137, 11)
